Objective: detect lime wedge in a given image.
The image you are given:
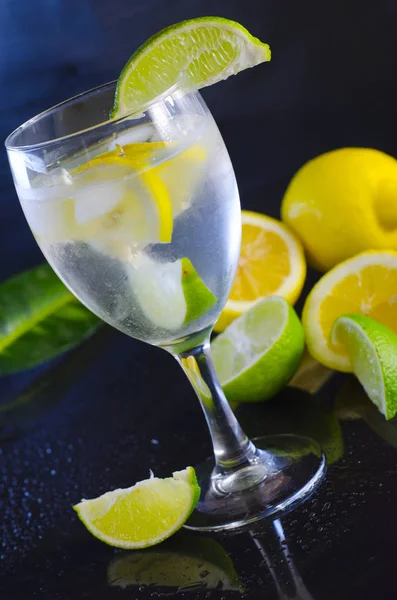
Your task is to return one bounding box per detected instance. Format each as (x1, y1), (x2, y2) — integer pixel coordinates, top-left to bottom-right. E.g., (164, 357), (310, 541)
(74, 467), (200, 549)
(332, 314), (397, 420)
(127, 255), (217, 331)
(212, 297), (305, 403)
(112, 17), (271, 117)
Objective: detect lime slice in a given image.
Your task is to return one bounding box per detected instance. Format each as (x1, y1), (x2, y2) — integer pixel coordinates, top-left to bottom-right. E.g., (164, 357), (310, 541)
(127, 255), (217, 331)
(332, 314), (397, 420)
(112, 17), (271, 117)
(212, 297), (305, 403)
(74, 467), (200, 549)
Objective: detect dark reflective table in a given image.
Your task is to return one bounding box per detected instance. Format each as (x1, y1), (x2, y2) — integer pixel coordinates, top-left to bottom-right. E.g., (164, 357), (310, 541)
(2, 322), (397, 599)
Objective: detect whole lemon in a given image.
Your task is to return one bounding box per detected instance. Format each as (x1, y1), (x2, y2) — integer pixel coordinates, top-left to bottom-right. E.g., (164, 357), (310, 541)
(281, 148), (397, 271)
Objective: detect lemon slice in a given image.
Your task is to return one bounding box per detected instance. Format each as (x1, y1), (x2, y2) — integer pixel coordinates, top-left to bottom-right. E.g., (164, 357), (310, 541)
(152, 144), (208, 216)
(123, 141), (168, 158)
(72, 154), (173, 246)
(111, 17), (271, 117)
(105, 139), (207, 214)
(303, 250), (397, 371)
(215, 211), (306, 332)
(74, 467), (200, 549)
(121, 141), (208, 216)
(32, 153), (173, 252)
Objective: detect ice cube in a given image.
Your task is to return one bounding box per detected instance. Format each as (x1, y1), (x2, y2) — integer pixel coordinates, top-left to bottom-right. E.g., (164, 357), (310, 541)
(108, 124), (154, 152)
(126, 254), (186, 330)
(151, 114), (207, 142)
(74, 181), (124, 224)
(21, 196), (72, 239)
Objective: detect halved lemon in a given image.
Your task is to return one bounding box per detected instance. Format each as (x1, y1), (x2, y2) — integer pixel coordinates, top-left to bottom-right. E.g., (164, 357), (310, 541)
(302, 250), (397, 371)
(215, 211), (306, 332)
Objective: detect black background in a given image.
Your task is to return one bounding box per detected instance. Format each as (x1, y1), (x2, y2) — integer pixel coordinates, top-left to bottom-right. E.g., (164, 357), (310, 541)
(2, 1), (397, 598)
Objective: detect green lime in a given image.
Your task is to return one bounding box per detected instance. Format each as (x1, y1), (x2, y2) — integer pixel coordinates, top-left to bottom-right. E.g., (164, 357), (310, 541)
(108, 535), (242, 591)
(112, 17), (271, 117)
(74, 467), (200, 549)
(332, 314), (397, 420)
(212, 297), (305, 403)
(182, 258), (217, 324)
(128, 255), (216, 331)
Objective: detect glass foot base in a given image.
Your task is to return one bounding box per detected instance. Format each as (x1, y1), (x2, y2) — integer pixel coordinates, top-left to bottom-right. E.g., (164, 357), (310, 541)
(185, 434), (326, 532)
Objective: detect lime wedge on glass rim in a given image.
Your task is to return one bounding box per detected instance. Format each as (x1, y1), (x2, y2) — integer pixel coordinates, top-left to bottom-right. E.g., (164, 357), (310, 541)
(111, 16), (271, 117)
(212, 297), (305, 404)
(74, 467), (200, 549)
(332, 314), (397, 420)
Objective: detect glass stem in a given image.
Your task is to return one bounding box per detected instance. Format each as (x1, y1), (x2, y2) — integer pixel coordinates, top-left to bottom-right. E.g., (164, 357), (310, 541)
(176, 338), (257, 472)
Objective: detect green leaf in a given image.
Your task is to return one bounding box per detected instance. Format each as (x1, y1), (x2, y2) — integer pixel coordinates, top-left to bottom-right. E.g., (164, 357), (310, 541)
(0, 263), (101, 375)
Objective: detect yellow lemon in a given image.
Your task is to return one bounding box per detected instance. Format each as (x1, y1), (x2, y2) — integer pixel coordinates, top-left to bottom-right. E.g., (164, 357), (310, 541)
(215, 211), (306, 332)
(302, 250), (397, 371)
(281, 148), (397, 272)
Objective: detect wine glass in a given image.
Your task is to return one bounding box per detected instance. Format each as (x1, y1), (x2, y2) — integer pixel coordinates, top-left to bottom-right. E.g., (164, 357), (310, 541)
(5, 81), (325, 531)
